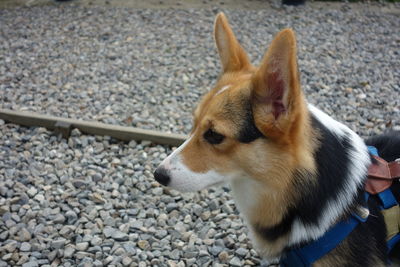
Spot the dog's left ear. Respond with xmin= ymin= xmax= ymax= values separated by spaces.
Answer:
xmin=252 ymin=29 xmax=304 ymax=138
xmin=214 ymin=12 xmax=250 ymax=73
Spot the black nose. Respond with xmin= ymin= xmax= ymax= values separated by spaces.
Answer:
xmin=154 ymin=167 xmax=171 ymax=186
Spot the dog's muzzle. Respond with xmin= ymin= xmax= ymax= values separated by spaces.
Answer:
xmin=153 ymin=167 xmax=171 ymax=186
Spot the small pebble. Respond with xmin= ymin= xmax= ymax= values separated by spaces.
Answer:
xmin=76 ymin=242 xmax=89 ymax=251
xmin=20 ymin=242 xmax=31 ymax=252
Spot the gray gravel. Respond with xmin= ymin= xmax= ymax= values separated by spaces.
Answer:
xmin=0 ymin=123 xmax=259 ymax=266
xmin=0 ymin=2 xmax=399 ymax=266
xmin=0 ymin=2 xmax=399 ymax=138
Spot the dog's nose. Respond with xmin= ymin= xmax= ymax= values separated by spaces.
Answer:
xmin=154 ymin=167 xmax=171 ymax=186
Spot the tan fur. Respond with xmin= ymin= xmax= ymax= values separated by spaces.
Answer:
xmin=214 ymin=13 xmax=251 ymax=73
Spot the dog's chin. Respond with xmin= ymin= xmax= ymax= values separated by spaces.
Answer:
xmin=168 ymin=178 xmax=226 ymax=193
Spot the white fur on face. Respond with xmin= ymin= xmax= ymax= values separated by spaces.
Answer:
xmin=158 ymin=136 xmax=231 ymax=192
xmin=215 ymin=85 xmax=231 ymax=95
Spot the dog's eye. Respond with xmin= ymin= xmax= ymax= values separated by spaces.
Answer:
xmin=204 ymin=129 xmax=225 ymax=145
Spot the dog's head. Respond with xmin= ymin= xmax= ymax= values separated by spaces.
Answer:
xmin=154 ymin=13 xmax=311 ymax=193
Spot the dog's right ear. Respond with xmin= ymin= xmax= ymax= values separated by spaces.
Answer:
xmin=214 ymin=13 xmax=250 ymax=73
xmin=251 ymin=29 xmax=304 ymax=140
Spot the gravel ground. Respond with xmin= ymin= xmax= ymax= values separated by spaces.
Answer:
xmin=0 ymin=122 xmax=259 ymax=267
xmin=0 ymin=2 xmax=400 ymax=267
xmin=0 ymin=2 xmax=399 ymax=137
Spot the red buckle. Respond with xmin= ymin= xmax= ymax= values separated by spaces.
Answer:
xmin=365 ymin=156 xmax=400 ymax=195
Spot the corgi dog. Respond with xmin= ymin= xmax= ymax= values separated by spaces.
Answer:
xmin=154 ymin=13 xmax=400 ymax=266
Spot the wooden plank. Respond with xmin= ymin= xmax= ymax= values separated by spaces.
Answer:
xmin=0 ymin=109 xmax=187 ymax=146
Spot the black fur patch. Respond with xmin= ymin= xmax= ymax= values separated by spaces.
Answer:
xmin=222 ymin=96 xmax=264 ymax=143
xmin=237 ymin=100 xmax=264 ymax=143
xmin=294 ymin=115 xmax=354 ymax=225
xmin=256 ymin=114 xmax=360 ymax=242
xmin=365 ymin=131 xmax=400 ymax=162
xmin=255 ymin=208 xmax=295 ymax=241
xmin=342 ymin=197 xmax=387 ymax=266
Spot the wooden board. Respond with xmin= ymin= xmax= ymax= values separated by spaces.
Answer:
xmin=0 ymin=109 xmax=187 ymax=146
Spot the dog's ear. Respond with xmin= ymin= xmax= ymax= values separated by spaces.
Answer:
xmin=214 ymin=13 xmax=250 ymax=73
xmin=252 ymin=29 xmax=304 ymax=138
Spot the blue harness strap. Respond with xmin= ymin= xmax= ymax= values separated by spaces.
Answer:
xmin=281 ymin=146 xmax=400 ymax=266
xmin=368 ymin=146 xmax=379 ymax=157
xmin=281 ymin=215 xmax=366 ymax=267
xmin=377 ymin=189 xmax=397 ymax=209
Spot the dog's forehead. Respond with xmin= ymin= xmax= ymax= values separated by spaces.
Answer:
xmin=196 ymin=73 xmax=253 ymax=115
xmin=217 ymin=72 xmax=253 ymax=89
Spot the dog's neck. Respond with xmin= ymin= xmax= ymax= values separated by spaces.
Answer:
xmin=231 ymin=104 xmax=371 ymax=261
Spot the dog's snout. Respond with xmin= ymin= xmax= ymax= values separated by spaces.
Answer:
xmin=154 ymin=167 xmax=171 ymax=186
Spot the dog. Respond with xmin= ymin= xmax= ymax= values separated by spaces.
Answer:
xmin=154 ymin=12 xmax=400 ymax=266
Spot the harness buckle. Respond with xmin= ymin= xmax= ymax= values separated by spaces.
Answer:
xmin=353 ymin=206 xmax=369 ymax=222
xmin=356 ymin=206 xmax=369 ymax=220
